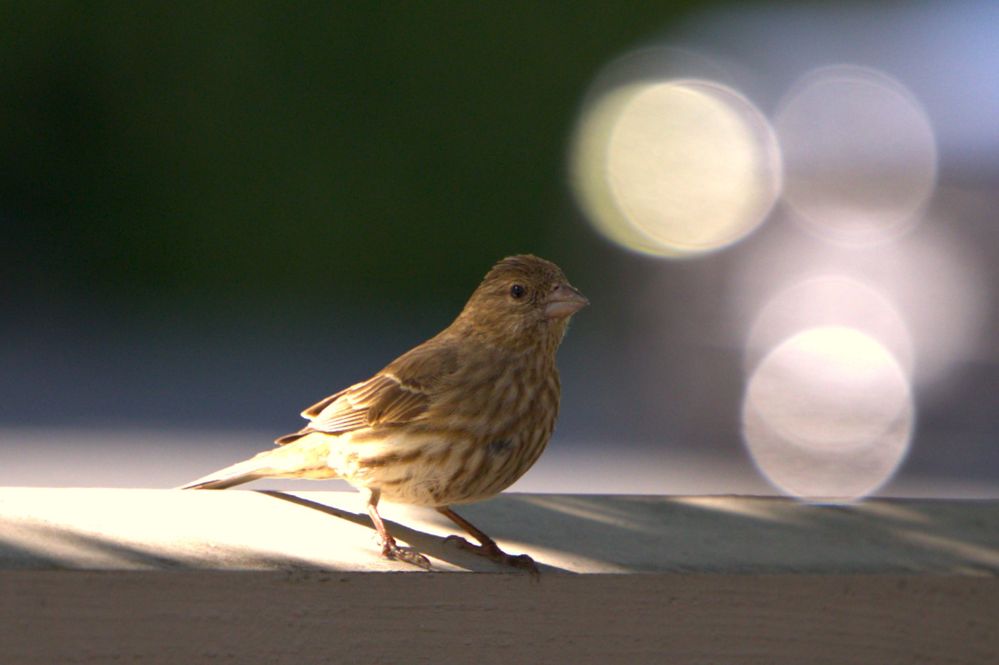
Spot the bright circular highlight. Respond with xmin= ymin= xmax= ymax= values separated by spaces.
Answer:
xmin=745 ymin=275 xmax=914 ymax=379
xmin=776 ymin=65 xmax=937 ymax=245
xmin=572 ymin=79 xmax=781 ymax=257
xmin=742 ymin=326 xmax=914 ymax=501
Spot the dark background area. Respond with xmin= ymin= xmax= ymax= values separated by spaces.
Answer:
xmin=1 ymin=3 xmax=677 ymax=310
xmin=2 ymin=2 xmax=996 ymax=498
xmin=2 ymin=2 xmax=686 ymax=433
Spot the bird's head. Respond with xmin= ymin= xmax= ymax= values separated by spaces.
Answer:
xmin=454 ymin=254 xmax=589 ymax=354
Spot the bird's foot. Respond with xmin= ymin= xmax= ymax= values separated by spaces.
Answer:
xmin=381 ymin=539 xmax=432 ymax=570
xmin=444 ymin=535 xmax=539 ymax=576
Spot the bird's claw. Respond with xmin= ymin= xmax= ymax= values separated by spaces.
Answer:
xmin=444 ymin=535 xmax=539 ymax=576
xmin=382 ymin=541 xmax=432 ymax=570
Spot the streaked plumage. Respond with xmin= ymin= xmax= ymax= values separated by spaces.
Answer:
xmin=182 ymin=254 xmax=587 ymax=571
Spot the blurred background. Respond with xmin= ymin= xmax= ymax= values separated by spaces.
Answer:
xmin=2 ymin=2 xmax=996 ymax=499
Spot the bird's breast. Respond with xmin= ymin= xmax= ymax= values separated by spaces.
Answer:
xmin=333 ymin=360 xmax=560 ymax=506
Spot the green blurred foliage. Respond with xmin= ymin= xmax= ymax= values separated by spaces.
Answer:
xmin=0 ymin=2 xmax=700 ymax=309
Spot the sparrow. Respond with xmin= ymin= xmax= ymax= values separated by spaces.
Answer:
xmin=182 ymin=254 xmax=588 ymax=571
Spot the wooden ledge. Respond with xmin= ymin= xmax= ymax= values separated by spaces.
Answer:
xmin=0 ymin=488 xmax=996 ymax=573
xmin=2 ymin=489 xmax=997 ymax=664
xmin=0 ymin=488 xmax=999 ymax=575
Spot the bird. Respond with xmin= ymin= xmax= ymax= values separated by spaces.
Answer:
xmin=181 ymin=254 xmax=588 ymax=572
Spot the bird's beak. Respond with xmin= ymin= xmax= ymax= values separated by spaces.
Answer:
xmin=544 ymin=283 xmax=589 ymax=319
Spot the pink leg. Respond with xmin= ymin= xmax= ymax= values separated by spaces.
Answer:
xmin=363 ymin=489 xmax=430 ymax=569
xmin=437 ymin=506 xmax=538 ymax=575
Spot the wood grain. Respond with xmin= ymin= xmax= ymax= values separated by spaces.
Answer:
xmin=2 ymin=571 xmax=996 ymax=665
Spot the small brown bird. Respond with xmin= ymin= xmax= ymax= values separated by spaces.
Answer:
xmin=182 ymin=255 xmax=588 ymax=571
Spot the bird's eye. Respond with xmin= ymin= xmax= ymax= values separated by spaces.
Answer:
xmin=510 ymin=283 xmax=526 ymax=299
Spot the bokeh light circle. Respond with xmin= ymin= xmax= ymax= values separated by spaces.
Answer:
xmin=776 ymin=65 xmax=937 ymax=245
xmin=572 ymin=76 xmax=781 ymax=257
xmin=729 ymin=219 xmax=988 ymax=388
xmin=742 ymin=326 xmax=914 ymax=501
xmin=745 ymin=275 xmax=914 ymax=379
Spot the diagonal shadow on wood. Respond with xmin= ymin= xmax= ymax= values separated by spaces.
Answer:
xmin=0 ymin=521 xmax=321 ymax=571
xmin=256 ymin=490 xmax=572 ymax=574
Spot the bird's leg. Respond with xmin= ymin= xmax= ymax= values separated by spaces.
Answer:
xmin=363 ymin=488 xmax=430 ymax=570
xmin=437 ymin=506 xmax=538 ymax=575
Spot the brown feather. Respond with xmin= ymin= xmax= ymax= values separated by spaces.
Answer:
xmin=185 ymin=255 xmax=587 ymax=572
xmin=203 ymin=255 xmax=586 ymax=508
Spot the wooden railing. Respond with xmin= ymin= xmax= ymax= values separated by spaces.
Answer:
xmin=2 ymin=488 xmax=996 ymax=663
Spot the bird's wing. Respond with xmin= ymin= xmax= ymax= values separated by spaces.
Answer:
xmin=296 ymin=340 xmax=459 ymax=436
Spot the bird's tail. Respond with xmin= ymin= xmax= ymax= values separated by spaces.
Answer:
xmin=177 ymin=433 xmax=339 ymax=490
xmin=178 ymin=452 xmax=274 ymax=489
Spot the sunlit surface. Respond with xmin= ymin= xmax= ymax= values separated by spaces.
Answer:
xmin=572 ymin=74 xmax=781 ymax=257
xmin=743 ymin=327 xmax=914 ymax=501
xmin=776 ymin=65 xmax=937 ymax=245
